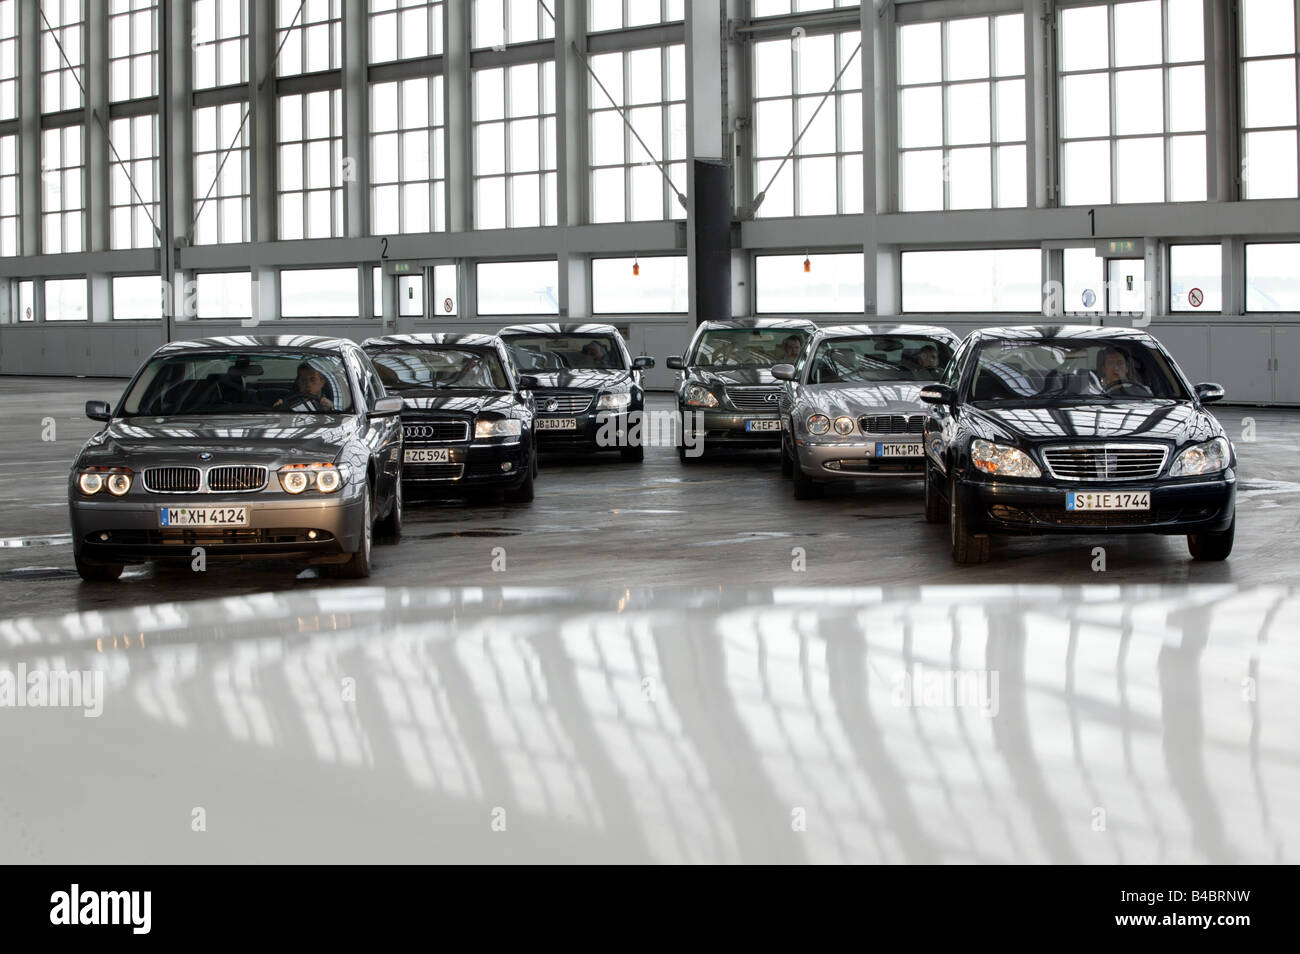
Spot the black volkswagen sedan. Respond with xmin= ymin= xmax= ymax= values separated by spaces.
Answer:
xmin=666 ymin=318 xmax=817 ymax=462
xmin=921 ymin=326 xmax=1236 ymax=564
xmin=362 ymin=333 xmax=537 ymax=502
xmin=69 ymin=335 xmax=404 ymax=582
xmin=498 ymin=323 xmax=654 ymax=462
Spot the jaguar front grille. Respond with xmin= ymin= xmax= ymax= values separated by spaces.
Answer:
xmin=859 ymin=414 xmax=926 ymax=434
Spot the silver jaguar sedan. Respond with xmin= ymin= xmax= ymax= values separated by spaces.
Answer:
xmin=68 ymin=335 xmax=404 ymax=582
xmin=773 ymin=323 xmax=960 ymax=499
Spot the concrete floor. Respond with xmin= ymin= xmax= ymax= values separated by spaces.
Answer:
xmin=2 ymin=376 xmax=1298 ymax=863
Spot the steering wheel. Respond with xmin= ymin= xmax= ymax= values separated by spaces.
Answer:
xmin=1103 ymin=379 xmax=1153 ymax=397
xmin=281 ymin=394 xmax=326 ymax=412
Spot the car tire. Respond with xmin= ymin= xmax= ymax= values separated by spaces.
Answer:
xmin=326 ymin=486 xmax=372 ymax=579
xmin=621 ymin=442 xmax=645 ymax=462
xmin=923 ymin=461 xmax=946 ymax=524
xmin=779 ymin=437 xmax=794 ymax=477
xmin=792 ymin=463 xmax=823 ymax=500
xmin=375 ymin=476 xmax=402 ymax=544
xmin=74 ymin=553 xmax=124 ymax=583
xmin=504 ymin=459 xmax=536 ymax=503
xmin=1188 ymin=515 xmax=1234 ymax=561
xmin=949 ymin=473 xmax=989 ymax=564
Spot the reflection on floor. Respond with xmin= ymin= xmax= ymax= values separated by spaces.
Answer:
xmin=1 ymin=584 xmax=1294 ymax=863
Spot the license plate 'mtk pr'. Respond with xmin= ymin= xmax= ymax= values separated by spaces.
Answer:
xmin=160 ymin=507 xmax=249 ymax=527
xmin=1066 ymin=491 xmax=1150 ymax=511
xmin=876 ymin=442 xmax=923 ymax=457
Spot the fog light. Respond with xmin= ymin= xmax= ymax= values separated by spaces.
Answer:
xmin=826 ymin=461 xmax=841 ymax=470
xmin=99 ymin=532 xmax=110 ymax=541
xmin=307 ymin=530 xmax=318 ymax=540
xmin=501 ymin=461 xmax=513 ymax=472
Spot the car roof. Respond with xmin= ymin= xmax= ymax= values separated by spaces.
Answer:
xmin=697 ymin=318 xmax=818 ymax=331
xmin=812 ymin=322 xmax=959 ymax=341
xmin=497 ymin=322 xmax=623 ymax=337
xmin=154 ymin=334 xmax=354 ymax=355
xmin=968 ymin=324 xmax=1160 ymax=343
xmin=362 ymin=333 xmax=504 ymax=349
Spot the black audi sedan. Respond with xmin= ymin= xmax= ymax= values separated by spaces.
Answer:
xmin=362 ymin=333 xmax=538 ymax=502
xmin=69 ymin=335 xmax=404 ymax=582
xmin=498 ymin=323 xmax=654 ymax=462
xmin=920 ymin=326 xmax=1236 ymax=564
xmin=666 ymin=318 xmax=817 ymax=462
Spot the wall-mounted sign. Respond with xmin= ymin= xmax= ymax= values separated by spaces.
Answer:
xmin=1188 ymin=287 xmax=1204 ymax=308
xmin=1095 ymin=239 xmax=1140 ymax=256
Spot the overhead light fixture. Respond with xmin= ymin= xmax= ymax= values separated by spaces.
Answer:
xmin=632 ymin=255 xmax=640 ymax=277
xmin=803 ymin=252 xmax=811 ymax=273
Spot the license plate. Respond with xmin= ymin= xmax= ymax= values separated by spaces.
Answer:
xmin=745 ymin=419 xmax=781 ymax=432
xmin=876 ymin=442 xmax=923 ymax=457
xmin=537 ymin=417 xmax=577 ymax=431
xmin=159 ymin=507 xmax=248 ymax=527
xmin=405 ymin=447 xmax=450 ymax=464
xmin=1066 ymin=491 xmax=1151 ymax=511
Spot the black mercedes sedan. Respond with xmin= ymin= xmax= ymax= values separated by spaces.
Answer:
xmin=69 ymin=335 xmax=404 ymax=582
xmin=666 ymin=318 xmax=817 ymax=462
xmin=362 ymin=333 xmax=537 ymax=502
xmin=920 ymin=326 xmax=1236 ymax=564
xmin=498 ymin=323 xmax=654 ymax=462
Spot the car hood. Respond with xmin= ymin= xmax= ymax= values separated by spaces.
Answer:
xmin=77 ymin=414 xmax=355 ymax=467
xmin=690 ymin=367 xmax=782 ymax=388
xmin=967 ymin=400 xmax=1223 ymax=446
xmin=798 ymin=382 xmax=929 ymax=417
xmin=528 ymin=369 xmax=635 ymax=390
xmin=397 ymin=390 xmax=521 ymax=415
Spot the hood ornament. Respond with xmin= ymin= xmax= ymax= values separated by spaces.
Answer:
xmin=199 ymin=452 xmax=213 ymax=461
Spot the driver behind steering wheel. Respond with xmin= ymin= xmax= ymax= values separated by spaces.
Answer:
xmin=274 ymin=361 xmax=334 ymax=411
xmin=1099 ymin=347 xmax=1135 ymax=392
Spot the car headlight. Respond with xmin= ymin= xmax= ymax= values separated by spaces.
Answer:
xmin=971 ymin=438 xmax=1042 ymax=478
xmin=77 ymin=467 xmax=132 ymax=496
xmin=475 ymin=418 xmax=523 ymax=439
xmin=1169 ymin=437 xmax=1230 ymax=477
xmin=807 ymin=413 xmax=830 ymax=435
xmin=596 ymin=392 xmax=631 ymax=410
xmin=278 ymin=463 xmax=343 ymax=494
xmin=684 ymin=385 xmax=718 ymax=408
xmin=833 ymin=416 xmax=855 ymax=436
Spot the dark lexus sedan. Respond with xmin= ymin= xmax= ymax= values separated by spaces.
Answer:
xmin=363 ymin=333 xmax=537 ymax=502
xmin=69 ymin=335 xmax=404 ymax=582
xmin=921 ymin=326 xmax=1236 ymax=564
xmin=498 ymin=323 xmax=654 ymax=462
xmin=666 ymin=318 xmax=817 ymax=462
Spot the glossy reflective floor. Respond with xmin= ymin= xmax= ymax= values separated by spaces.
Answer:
xmin=2 ymin=377 xmax=1298 ymax=863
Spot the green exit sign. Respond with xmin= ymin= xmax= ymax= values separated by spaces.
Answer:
xmin=1096 ymin=239 xmax=1140 ymax=256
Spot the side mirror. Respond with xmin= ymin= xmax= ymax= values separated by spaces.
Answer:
xmin=86 ymin=400 xmax=112 ymax=422
xmin=517 ymin=374 xmax=539 ymax=390
xmin=1194 ymin=382 xmax=1224 ymax=404
xmin=919 ymin=384 xmax=955 ymax=406
xmin=632 ymin=356 xmax=655 ymax=370
xmin=771 ymin=363 xmax=796 ymax=382
xmin=665 ymin=356 xmax=684 ymax=370
xmin=370 ymin=395 xmax=404 ymax=417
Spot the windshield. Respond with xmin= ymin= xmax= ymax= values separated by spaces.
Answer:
xmin=369 ymin=347 xmax=509 ymax=390
xmin=504 ymin=334 xmax=624 ymax=371
xmin=692 ymin=329 xmax=810 ymax=368
xmin=806 ymin=335 xmax=952 ymax=384
xmin=121 ymin=351 xmax=354 ymax=416
xmin=968 ymin=340 xmax=1189 ymax=403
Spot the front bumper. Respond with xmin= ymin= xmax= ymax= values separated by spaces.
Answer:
xmin=534 ymin=408 xmax=634 ymax=453
xmin=795 ymin=438 xmax=926 ymax=479
xmin=953 ymin=470 xmax=1237 ymax=536
xmin=69 ymin=490 xmax=365 ymax=564
xmin=402 ymin=439 xmax=531 ymax=491
xmin=683 ymin=407 xmax=783 ymax=447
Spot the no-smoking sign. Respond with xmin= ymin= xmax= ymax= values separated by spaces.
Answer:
xmin=1188 ymin=287 xmax=1204 ymax=307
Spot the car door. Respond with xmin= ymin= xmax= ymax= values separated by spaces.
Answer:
xmin=350 ymin=348 xmax=402 ymax=503
xmin=925 ymin=336 xmax=974 ymax=475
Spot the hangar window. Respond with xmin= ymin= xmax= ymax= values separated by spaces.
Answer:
xmin=45 ymin=277 xmax=88 ymax=321
xmin=0 ymin=133 xmax=16 ymax=256
xmin=369 ymin=0 xmax=443 ymax=63
xmin=752 ymin=26 xmax=863 ymax=217
xmin=1169 ymin=244 xmax=1222 ymax=311
xmin=193 ymin=102 xmax=251 ymax=245
xmin=896 ymin=13 xmax=1027 ymax=211
xmin=40 ymin=0 xmax=84 ymax=113
xmin=13 ymin=278 xmax=34 ymax=321
xmin=281 ymin=267 xmax=359 ymax=318
xmin=109 ymin=115 xmax=160 ymax=249
xmin=476 ymin=260 xmax=559 ymax=315
xmin=588 ymin=44 xmax=686 ymax=223
xmin=276 ymin=0 xmax=342 ymax=77
xmin=0 ymin=0 xmax=17 ymax=120
xmin=193 ymin=0 xmax=248 ymax=89
xmin=755 ymin=252 xmax=864 ymax=313
xmin=41 ymin=125 xmax=84 ymax=254
xmin=901 ymin=248 xmax=1041 ymax=312
xmin=592 ymin=256 xmax=688 ymax=313
xmin=195 ymin=271 xmax=252 ymax=320
xmin=473 ymin=0 xmax=554 ymax=48
xmin=278 ymin=89 xmax=344 ymax=240
xmin=1063 ymin=247 xmax=1104 ymax=317
xmin=1240 ymin=0 xmax=1299 ymax=198
xmin=472 ymin=61 xmax=557 ymax=229
xmin=108 ymin=0 xmax=158 ymax=102
xmin=370 ymin=77 xmax=446 ymax=234
xmin=588 ymin=0 xmax=684 ymax=32
xmin=1245 ymin=243 xmax=1300 ymax=311
xmin=112 ymin=275 xmax=162 ymax=321
xmin=1058 ymin=0 xmax=1207 ymax=206
xmin=372 ymin=266 xmax=426 ymax=318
